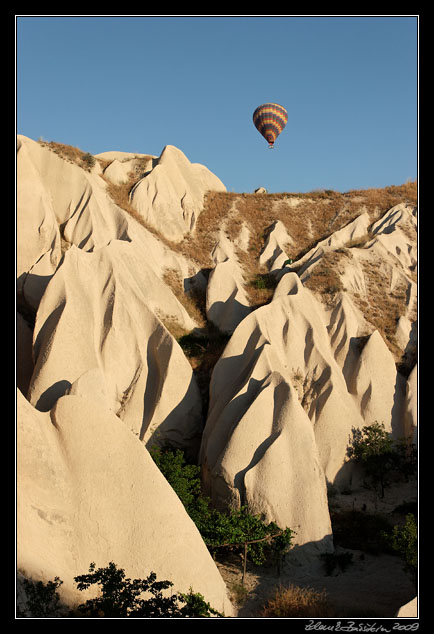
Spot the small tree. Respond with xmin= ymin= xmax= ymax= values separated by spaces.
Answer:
xmin=348 ymin=422 xmax=416 ymax=498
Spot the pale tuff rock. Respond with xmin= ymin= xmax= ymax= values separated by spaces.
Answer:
xmin=259 ymin=219 xmax=293 ymax=274
xmin=404 ymin=364 xmax=417 ymax=445
xmin=17 ymin=136 xmax=214 ymax=332
xmin=95 ymin=149 xmax=155 ymax=162
xmin=100 ymin=154 xmax=155 ymax=185
xmin=17 ymin=313 xmax=34 ymax=397
xmin=396 ymin=597 xmax=417 ymax=618
xmin=327 ymin=294 xmax=368 ymax=382
xmin=297 ymin=204 xmax=417 ymax=358
xmin=200 ymin=267 xmax=411 ymax=548
xmin=206 ymin=228 xmax=251 ymax=334
xmin=346 ymin=330 xmax=401 ymax=433
xmin=17 ymin=137 xmax=203 ymax=315
xmin=129 ymin=144 xmax=226 ymax=241
xmin=17 ymin=390 xmax=234 ymax=616
xmin=17 ymin=136 xmax=130 ymax=254
xmin=296 ymin=211 xmax=371 ymax=277
xmin=17 ymin=135 xmax=130 ymax=310
xmin=200 ymin=274 xmax=361 ymax=551
xmin=200 ymin=196 xmax=416 ymax=554
xmin=206 ymin=260 xmax=251 ymax=334
xmin=27 ymin=242 xmax=202 ymax=454
xmin=17 ymin=137 xmax=62 ymax=304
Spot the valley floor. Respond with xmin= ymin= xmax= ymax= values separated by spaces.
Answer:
xmin=217 ymin=547 xmax=415 ymax=618
xmin=216 ymin=481 xmax=417 ymax=618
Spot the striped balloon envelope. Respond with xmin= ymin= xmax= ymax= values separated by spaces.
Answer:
xmin=253 ymin=103 xmax=288 ymax=148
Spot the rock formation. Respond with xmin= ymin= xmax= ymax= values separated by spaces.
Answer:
xmin=17 ymin=134 xmax=417 ymax=616
xmin=206 ymin=226 xmax=251 ymax=334
xmin=17 ymin=389 xmax=233 ymax=615
xmin=16 ymin=135 xmax=233 ymax=614
xmin=129 ymin=144 xmax=226 ymax=241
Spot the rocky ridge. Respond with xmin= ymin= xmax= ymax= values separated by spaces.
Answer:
xmin=16 ymin=135 xmax=417 ymax=617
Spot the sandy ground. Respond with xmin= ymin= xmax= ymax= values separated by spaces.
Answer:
xmin=217 ymin=547 xmax=415 ymax=618
xmin=216 ymin=481 xmax=417 ymax=619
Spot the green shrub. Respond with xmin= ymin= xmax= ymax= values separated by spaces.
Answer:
xmin=149 ymin=446 xmax=210 ymax=528
xmin=74 ymin=562 xmax=223 ymax=617
xmin=150 ymin=446 xmax=293 ymax=569
xmin=348 ymin=422 xmax=417 ymax=498
xmin=382 ymin=514 xmax=417 ymax=586
xmin=81 ymin=152 xmax=96 ymax=170
xmin=202 ymin=505 xmax=293 ymax=567
xmin=18 ymin=563 xmax=223 ymax=618
xmin=18 ymin=575 xmax=63 ymax=617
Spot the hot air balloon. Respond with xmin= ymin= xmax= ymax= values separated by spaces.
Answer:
xmin=253 ymin=103 xmax=288 ymax=148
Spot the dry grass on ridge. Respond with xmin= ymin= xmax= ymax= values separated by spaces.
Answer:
xmin=37 ymin=140 xmax=96 ymax=171
xmin=37 ymin=138 xmax=416 ymax=282
xmin=192 ymin=182 xmax=417 ymax=268
xmin=106 ymin=181 xmax=416 ymax=369
xmin=39 ymin=138 xmax=417 ymax=368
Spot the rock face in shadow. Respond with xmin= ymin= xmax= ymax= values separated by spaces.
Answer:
xmin=17 ymin=390 xmax=234 ymax=616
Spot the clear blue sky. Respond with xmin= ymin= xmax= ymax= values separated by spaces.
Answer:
xmin=16 ymin=15 xmax=418 ymax=193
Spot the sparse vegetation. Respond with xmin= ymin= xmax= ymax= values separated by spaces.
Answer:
xmin=246 ymin=271 xmax=278 ymax=307
xmin=37 ymin=140 xmax=96 ymax=171
xmin=260 ymin=584 xmax=336 ymax=618
xmin=162 ymin=267 xmax=206 ymax=329
xmin=227 ymin=581 xmax=249 ymax=607
xmin=190 ymin=184 xmax=416 ymax=322
xmin=303 ymin=251 xmax=345 ymax=304
xmin=81 ymin=152 xmax=96 ymax=170
xmin=98 ymin=162 xmax=416 ymax=372
xmin=354 ymin=259 xmax=412 ymax=362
